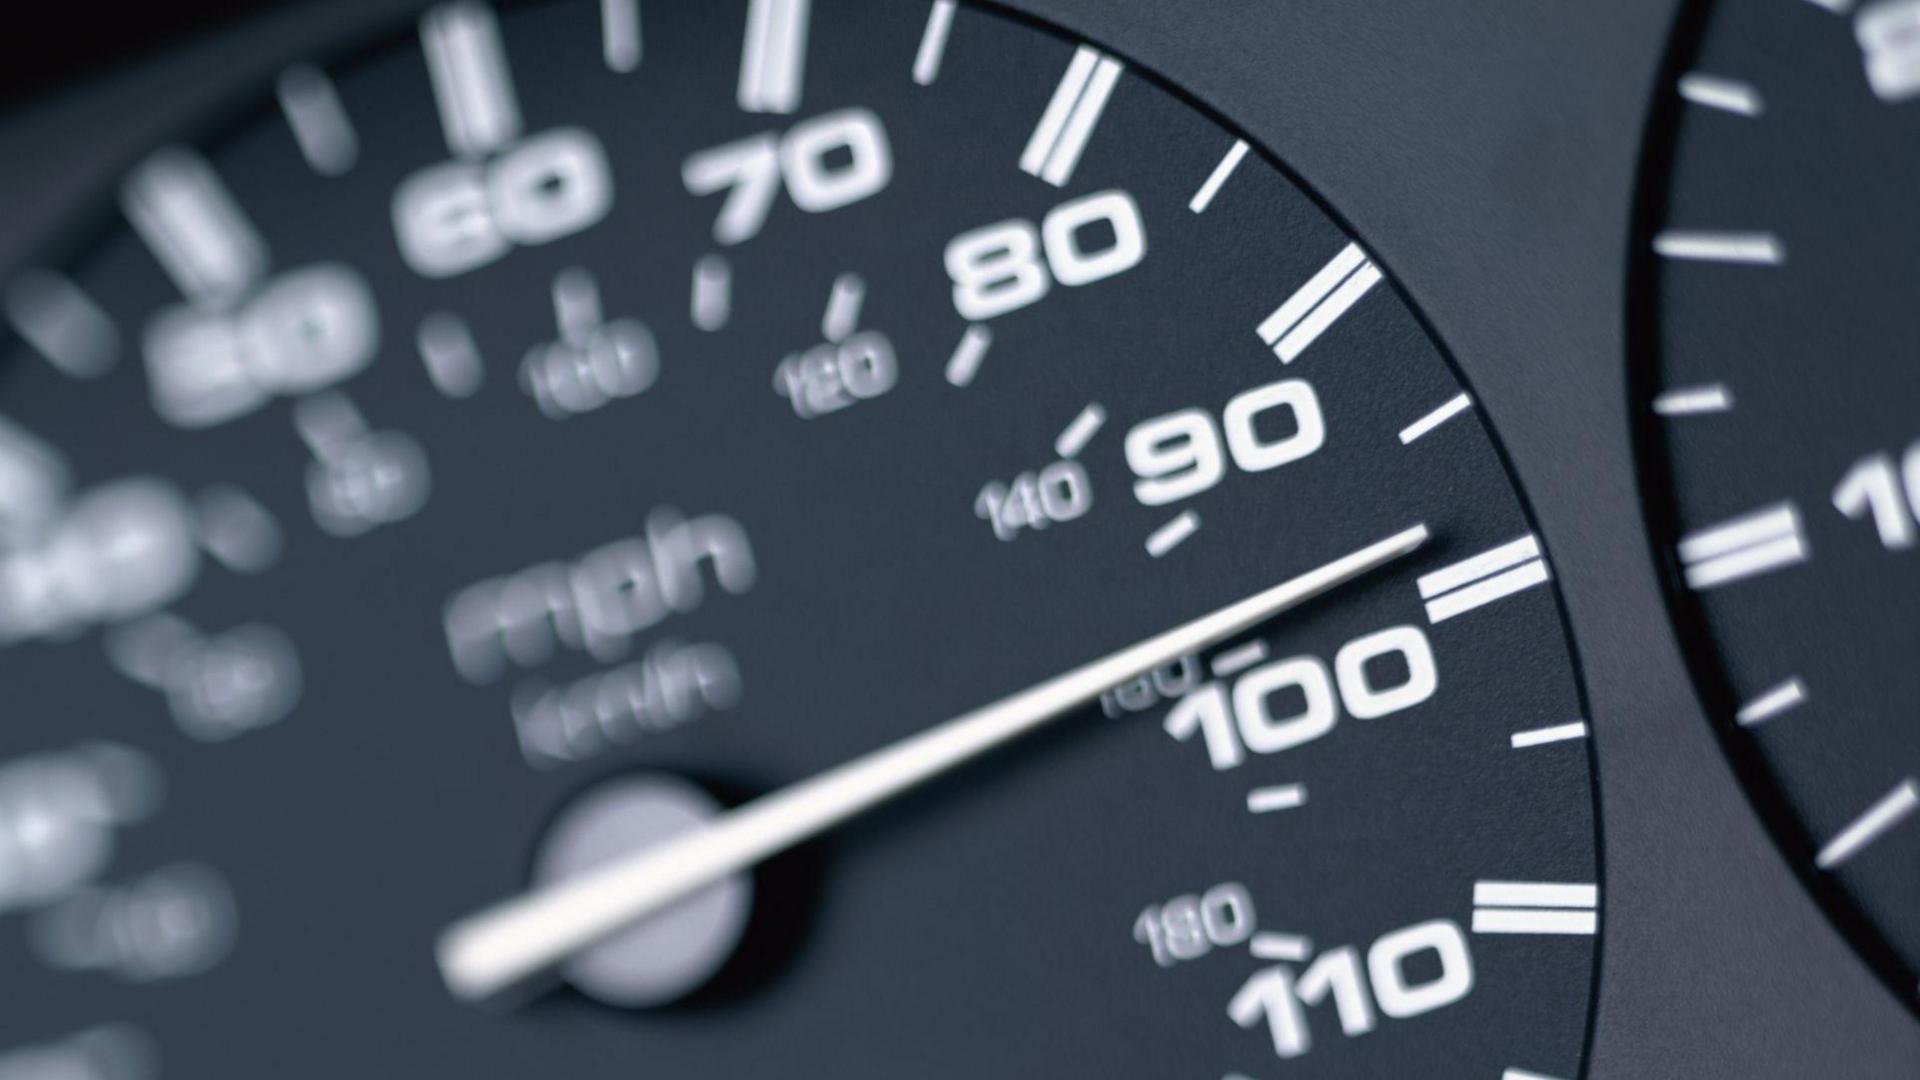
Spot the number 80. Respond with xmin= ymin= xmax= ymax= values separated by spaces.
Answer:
xmin=944 ymin=190 xmax=1147 ymax=321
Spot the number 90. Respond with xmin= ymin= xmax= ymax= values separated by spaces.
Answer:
xmin=1125 ymin=378 xmax=1326 ymax=507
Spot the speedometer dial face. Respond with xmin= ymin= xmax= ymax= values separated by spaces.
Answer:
xmin=0 ymin=2 xmax=1600 ymax=1075
xmin=1639 ymin=0 xmax=1920 ymax=1010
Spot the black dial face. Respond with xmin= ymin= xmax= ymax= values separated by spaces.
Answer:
xmin=1639 ymin=0 xmax=1920 ymax=1012
xmin=0 ymin=2 xmax=1601 ymax=1075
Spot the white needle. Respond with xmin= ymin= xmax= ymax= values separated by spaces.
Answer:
xmin=435 ymin=523 xmax=1430 ymax=1003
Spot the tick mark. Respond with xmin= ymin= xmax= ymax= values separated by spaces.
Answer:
xmin=739 ymin=0 xmax=810 ymax=114
xmin=1653 ymin=384 xmax=1733 ymax=416
xmin=1054 ymin=403 xmax=1106 ymax=459
xmin=1471 ymin=880 xmax=1598 ymax=936
xmin=1246 ymin=784 xmax=1306 ymax=814
xmin=4 ymin=270 xmax=119 ymax=378
xmin=692 ymin=255 xmax=732 ymax=332
xmin=913 ymin=1 xmax=956 ymax=86
xmin=417 ymin=312 xmax=485 ymax=398
xmin=1678 ymin=72 xmax=1764 ymax=117
xmin=1654 ymin=230 xmax=1785 ymax=266
xmin=551 ymin=268 xmax=605 ymax=346
xmin=1816 ymin=779 xmax=1918 ymax=869
xmin=945 ymin=324 xmax=991 ymax=387
xmin=1418 ymin=535 xmax=1550 ymax=624
xmin=1021 ymin=45 xmax=1123 ymax=186
xmin=422 ymin=2 xmax=523 ymax=158
xmin=821 ymin=273 xmax=865 ymax=343
xmin=1145 ymin=510 xmax=1199 ymax=558
xmin=1399 ymin=392 xmax=1472 ymax=444
xmin=1209 ymin=640 xmax=1268 ymax=678
xmin=602 ymin=0 xmax=643 ymax=72
xmin=1679 ymin=502 xmax=1807 ymax=590
xmin=1510 ymin=720 xmax=1589 ymax=749
xmin=1188 ymin=139 xmax=1249 ymax=214
xmin=1736 ymin=677 xmax=1807 ymax=727
xmin=1257 ymin=241 xmax=1382 ymax=363
xmin=1248 ymin=931 xmax=1312 ymax=962
xmin=194 ymin=486 xmax=283 ymax=575
xmin=122 ymin=147 xmax=268 ymax=307
xmin=277 ymin=65 xmax=359 ymax=175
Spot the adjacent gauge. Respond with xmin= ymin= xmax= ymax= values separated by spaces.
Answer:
xmin=1637 ymin=0 xmax=1920 ymax=1012
xmin=0 ymin=1 xmax=1601 ymax=1075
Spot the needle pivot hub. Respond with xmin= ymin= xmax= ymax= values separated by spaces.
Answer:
xmin=531 ymin=775 xmax=751 ymax=1008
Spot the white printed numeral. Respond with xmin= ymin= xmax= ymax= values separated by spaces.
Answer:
xmin=144 ymin=265 xmax=379 ymax=429
xmin=125 ymin=147 xmax=380 ymax=428
xmin=1833 ymin=442 xmax=1920 ymax=550
xmin=0 ymin=480 xmax=200 ymax=646
xmin=1231 ymin=919 xmax=1473 ymax=1060
xmin=946 ymin=190 xmax=1146 ymax=321
xmin=396 ymin=4 xmax=612 ymax=279
xmin=1857 ymin=1 xmax=1920 ymax=102
xmin=1165 ymin=626 xmax=1437 ymax=770
xmin=295 ymin=395 xmax=430 ymax=538
xmin=1125 ymin=378 xmax=1323 ymax=507
xmin=684 ymin=108 xmax=892 ymax=246
xmin=777 ymin=333 xmax=897 ymax=419
xmin=976 ymin=462 xmax=1092 ymax=541
xmin=1134 ymin=882 xmax=1255 ymax=968
xmin=520 ymin=269 xmax=659 ymax=420
xmin=394 ymin=129 xmax=613 ymax=278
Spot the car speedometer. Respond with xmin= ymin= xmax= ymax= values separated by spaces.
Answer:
xmin=4 ymin=2 xmax=1612 ymax=1076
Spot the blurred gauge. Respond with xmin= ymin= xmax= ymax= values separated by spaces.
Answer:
xmin=1638 ymin=0 xmax=1920 ymax=1014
